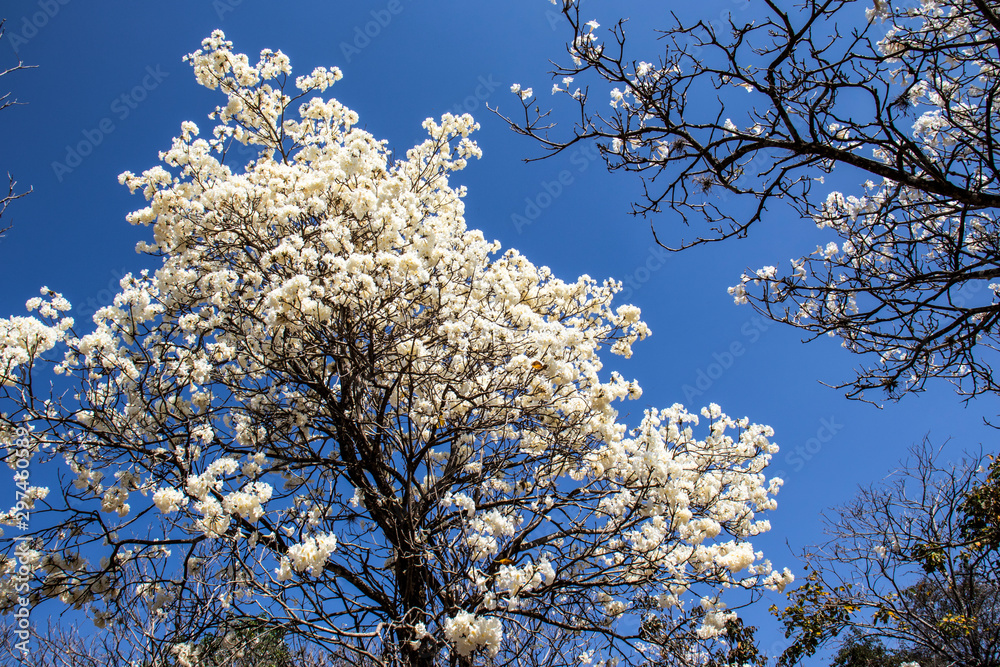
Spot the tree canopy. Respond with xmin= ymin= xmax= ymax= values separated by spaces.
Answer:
xmin=507 ymin=0 xmax=1000 ymax=402
xmin=0 ymin=32 xmax=790 ymax=667
xmin=773 ymin=444 xmax=1000 ymax=667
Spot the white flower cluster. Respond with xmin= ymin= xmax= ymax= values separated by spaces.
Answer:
xmin=510 ymin=83 xmax=533 ymax=100
xmin=443 ymin=610 xmax=503 ymax=657
xmin=475 ymin=558 xmax=558 ymax=611
xmin=0 ymin=289 xmax=73 ymax=386
xmin=696 ymin=598 xmax=736 ymax=640
xmin=442 ymin=491 xmax=476 ymax=516
xmin=153 ymin=487 xmax=188 ymax=514
xmin=275 ymin=533 xmax=338 ymax=580
xmin=222 ymin=482 xmax=273 ymax=522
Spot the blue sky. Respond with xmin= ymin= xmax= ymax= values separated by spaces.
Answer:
xmin=1 ymin=0 xmax=994 ymax=658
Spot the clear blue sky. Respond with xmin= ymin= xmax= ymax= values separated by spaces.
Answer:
xmin=1 ymin=0 xmax=992 ymax=659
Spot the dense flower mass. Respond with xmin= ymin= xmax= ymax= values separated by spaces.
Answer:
xmin=0 ymin=31 xmax=786 ymax=666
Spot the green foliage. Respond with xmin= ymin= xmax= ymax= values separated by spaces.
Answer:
xmin=158 ymin=617 xmax=294 ymax=667
xmin=910 ymin=541 xmax=948 ymax=575
xmin=704 ymin=618 xmax=767 ymax=667
xmin=769 ymin=447 xmax=1000 ymax=667
xmin=960 ymin=455 xmax=1000 ymax=555
xmin=771 ymin=570 xmax=855 ymax=667
xmin=829 ymin=630 xmax=920 ymax=667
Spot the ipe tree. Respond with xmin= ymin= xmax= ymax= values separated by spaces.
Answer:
xmin=0 ymin=32 xmax=790 ymax=667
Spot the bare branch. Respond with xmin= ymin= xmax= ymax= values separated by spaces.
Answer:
xmin=774 ymin=442 xmax=1000 ymax=666
xmin=0 ymin=18 xmax=35 ymax=239
xmin=506 ymin=0 xmax=1000 ymax=402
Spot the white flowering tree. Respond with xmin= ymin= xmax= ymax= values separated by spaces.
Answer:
xmin=0 ymin=32 xmax=790 ymax=667
xmin=505 ymin=0 xmax=1000 ymax=402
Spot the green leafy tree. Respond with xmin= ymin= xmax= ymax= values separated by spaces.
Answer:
xmin=163 ymin=617 xmax=294 ymax=667
xmin=704 ymin=618 xmax=767 ymax=667
xmin=771 ymin=570 xmax=857 ymax=667
xmin=960 ymin=454 xmax=1000 ymax=555
xmin=828 ymin=630 xmax=923 ymax=667
xmin=772 ymin=443 xmax=1000 ymax=667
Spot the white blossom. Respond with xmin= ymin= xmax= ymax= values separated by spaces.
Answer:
xmin=0 ymin=32 xmax=785 ymax=664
